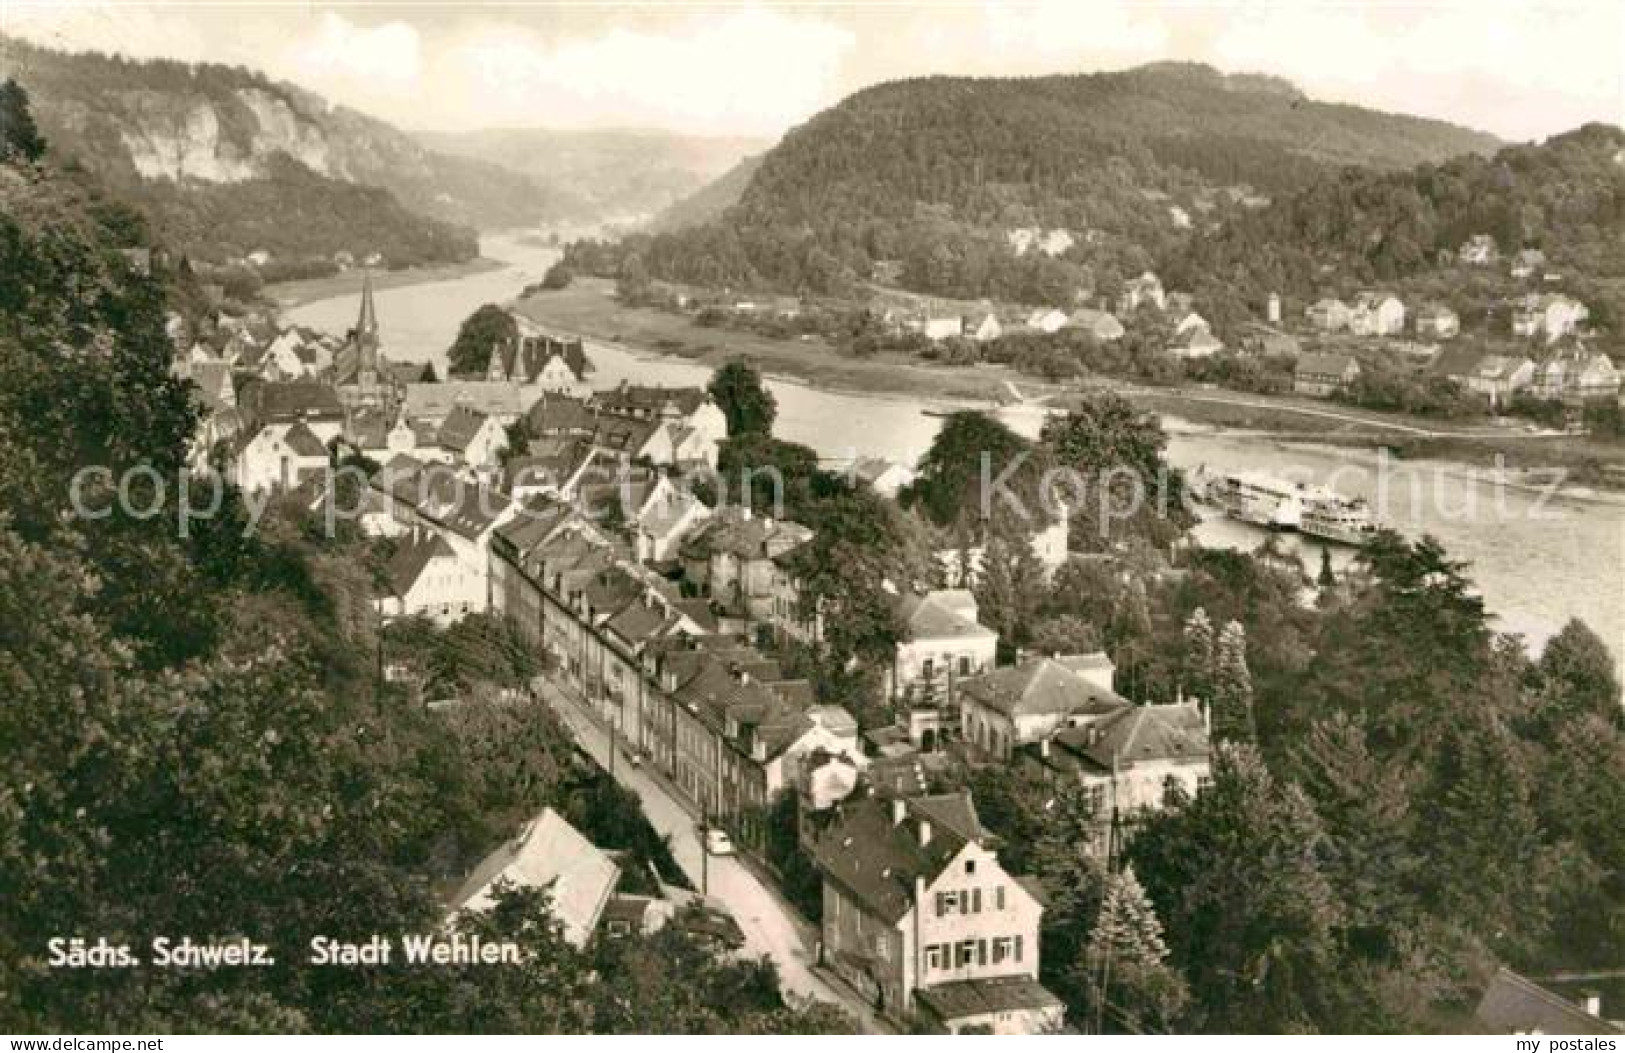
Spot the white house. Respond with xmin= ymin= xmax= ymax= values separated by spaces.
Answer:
xmin=848 ymin=456 xmax=917 ymax=499
xmin=435 ymin=407 xmax=509 ymax=474
xmin=1349 ymin=292 xmax=1405 ymax=336
xmin=1118 ymin=271 xmax=1167 ymax=314
xmin=1025 ymin=309 xmax=1069 ymax=334
xmin=922 ymin=317 xmax=963 ymax=341
xmin=235 ymin=422 xmax=329 ymax=494
xmin=964 ymin=311 xmax=1002 ymax=343
xmin=1512 ymin=294 xmax=1589 ymax=342
xmin=809 ymin=792 xmax=1062 ymax=1033
xmin=888 ymin=589 xmax=999 ymax=751
xmin=375 ymin=530 xmax=479 ymax=624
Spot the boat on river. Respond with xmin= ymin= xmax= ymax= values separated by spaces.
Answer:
xmin=1194 ymin=468 xmax=1376 ymax=545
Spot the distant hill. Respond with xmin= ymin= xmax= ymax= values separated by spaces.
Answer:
xmin=646 ymin=153 xmax=764 ymax=233
xmin=1170 ymin=122 xmax=1625 ymax=334
xmin=415 ymin=127 xmax=767 ymax=224
xmin=0 ymin=37 xmax=576 ymax=272
xmin=564 ymin=63 xmax=1500 ymax=302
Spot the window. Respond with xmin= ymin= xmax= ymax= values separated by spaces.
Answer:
xmin=970 ymin=888 xmax=982 ymax=913
xmin=1014 ymin=935 xmax=1024 ymax=963
xmin=977 ymin=939 xmax=987 ymax=966
xmin=957 ymin=940 xmax=977 ymax=968
xmin=965 ymin=859 xmax=977 ymax=876
xmin=958 ymin=655 xmax=971 ymax=675
xmin=992 ymin=937 xmax=1011 ymax=964
xmin=921 ymin=658 xmax=935 ymax=680
xmin=925 ymin=945 xmax=943 ymax=970
xmin=936 ymin=891 xmax=959 ymax=916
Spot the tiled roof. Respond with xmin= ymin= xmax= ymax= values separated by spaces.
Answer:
xmin=382 ymin=532 xmax=454 ymax=598
xmin=682 ymin=507 xmax=813 ymax=561
xmin=1059 ymin=703 xmax=1209 ymax=771
xmin=243 ymin=380 xmax=344 ymax=424
xmin=916 ymin=977 xmax=1064 ymax=1021
xmin=525 ymin=393 xmax=601 ymax=436
xmin=1296 ymin=352 xmax=1360 ymax=377
xmin=595 ymin=383 xmax=708 ymax=419
xmin=436 ymin=405 xmax=491 ymax=454
xmin=403 ymin=381 xmax=540 ymax=421
xmin=959 ymin=658 xmax=1125 ymax=719
xmin=809 ymin=794 xmax=976 ymax=924
xmin=449 ymin=808 xmax=619 ymax=949
xmin=1475 ymin=968 xmax=1620 ymax=1036
xmin=897 ymin=590 xmax=996 ymax=641
xmin=282 ymin=421 xmax=329 ymax=458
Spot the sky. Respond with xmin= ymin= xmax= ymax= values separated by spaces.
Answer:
xmin=1 ymin=1 xmax=1620 ymax=143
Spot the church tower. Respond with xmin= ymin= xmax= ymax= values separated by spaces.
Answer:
xmin=355 ymin=273 xmax=380 ymax=388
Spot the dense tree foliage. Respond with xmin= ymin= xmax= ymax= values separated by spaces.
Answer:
xmin=0 ymin=78 xmax=45 ymax=161
xmin=707 ymin=357 xmax=778 ymax=437
xmin=447 ymin=303 xmax=520 ymax=377
xmin=560 ymin=63 xmax=1493 ymax=300
xmin=0 ymin=101 xmax=847 ymax=1034
xmin=1174 ymin=124 xmax=1625 ymax=336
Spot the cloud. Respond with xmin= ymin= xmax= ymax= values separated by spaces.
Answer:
xmin=1 ymin=0 xmax=210 ymax=62
xmin=276 ymin=11 xmax=421 ymax=96
xmin=1207 ymin=0 xmax=1624 ymax=140
xmin=423 ymin=8 xmax=854 ymax=134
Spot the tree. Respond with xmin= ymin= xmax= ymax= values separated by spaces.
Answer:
xmin=708 ymin=358 xmax=778 ymax=438
xmin=539 ymin=260 xmax=573 ymax=290
xmin=1181 ymin=607 xmax=1215 ymax=702
xmin=447 ymin=303 xmax=518 ymax=377
xmin=1535 ymin=619 xmax=1621 ymax=730
xmin=1129 ymin=745 xmax=1344 ymax=1033
xmin=901 ymin=410 xmax=1046 ymax=536
xmin=1317 ymin=548 xmax=1336 ymax=588
xmin=0 ymin=78 xmax=45 ymax=162
xmin=1039 ymin=394 xmax=1188 ymax=552
xmin=1210 ymin=620 xmax=1257 ymax=744
xmin=1079 ymin=868 xmax=1188 ymax=1034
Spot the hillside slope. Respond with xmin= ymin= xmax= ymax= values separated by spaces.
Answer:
xmin=567 ymin=63 xmax=1500 ymax=301
xmin=645 ymin=153 xmax=764 ymax=232
xmin=0 ymin=37 xmax=570 ymax=270
xmin=416 ymin=127 xmax=766 ymax=223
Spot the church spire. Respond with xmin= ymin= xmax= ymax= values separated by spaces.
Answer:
xmin=356 ymin=272 xmax=379 ymax=341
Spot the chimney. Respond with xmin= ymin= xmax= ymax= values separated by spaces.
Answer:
xmin=917 ymin=819 xmax=932 ymax=847
xmin=891 ymin=797 xmax=906 ymax=826
xmin=1580 ymin=991 xmax=1602 ymax=1018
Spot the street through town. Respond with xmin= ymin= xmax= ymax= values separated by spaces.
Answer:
xmin=531 ymin=678 xmax=888 ymax=1033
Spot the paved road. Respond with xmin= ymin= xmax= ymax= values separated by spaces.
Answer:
xmin=533 ymin=678 xmax=884 ymax=1031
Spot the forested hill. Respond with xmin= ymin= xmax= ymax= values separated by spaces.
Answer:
xmin=565 ymin=63 xmax=1498 ymax=300
xmin=1168 ymin=122 xmax=1625 ymax=326
xmin=738 ymin=63 xmax=1498 ymax=221
xmin=0 ymin=37 xmax=570 ymax=273
xmin=645 ymin=153 xmax=765 ymax=232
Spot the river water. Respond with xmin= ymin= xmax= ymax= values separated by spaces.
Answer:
xmin=288 ymin=234 xmax=1624 ymax=671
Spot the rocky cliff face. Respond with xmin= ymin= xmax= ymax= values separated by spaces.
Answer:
xmin=115 ymin=87 xmax=334 ymax=183
xmin=2 ymin=37 xmax=573 ymax=239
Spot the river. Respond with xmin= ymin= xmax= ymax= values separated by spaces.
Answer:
xmin=288 ymin=233 xmax=1624 ymax=672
